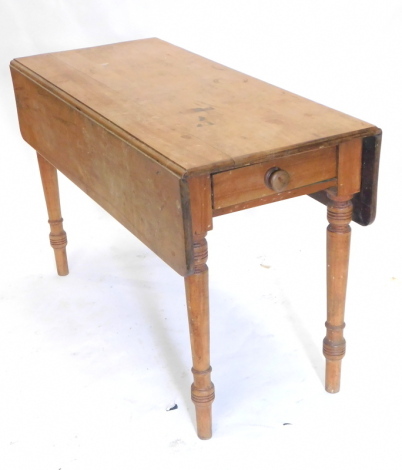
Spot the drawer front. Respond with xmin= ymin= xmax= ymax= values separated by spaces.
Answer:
xmin=212 ymin=147 xmax=337 ymax=210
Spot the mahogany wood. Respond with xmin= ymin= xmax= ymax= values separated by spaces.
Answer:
xmin=37 ymin=153 xmax=69 ymax=276
xmin=10 ymin=38 xmax=382 ymax=439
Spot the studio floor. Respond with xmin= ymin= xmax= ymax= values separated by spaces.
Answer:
xmin=1 ymin=171 xmax=402 ymax=469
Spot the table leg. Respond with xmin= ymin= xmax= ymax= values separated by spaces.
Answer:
xmin=324 ymin=190 xmax=353 ymax=393
xmin=37 ymin=153 xmax=69 ymax=276
xmin=184 ymin=233 xmax=215 ymax=439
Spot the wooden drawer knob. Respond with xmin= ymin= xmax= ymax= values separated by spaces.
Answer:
xmin=264 ymin=167 xmax=290 ymax=192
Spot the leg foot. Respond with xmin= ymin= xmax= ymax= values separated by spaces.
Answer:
xmin=191 ymin=367 xmax=215 ymax=439
xmin=37 ymin=153 xmax=69 ymax=276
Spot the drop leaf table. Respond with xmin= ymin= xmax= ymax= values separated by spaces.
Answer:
xmin=10 ymin=38 xmax=381 ymax=439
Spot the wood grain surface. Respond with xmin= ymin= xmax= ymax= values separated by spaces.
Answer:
xmin=12 ymin=67 xmax=190 ymax=275
xmin=11 ymin=38 xmax=380 ymax=176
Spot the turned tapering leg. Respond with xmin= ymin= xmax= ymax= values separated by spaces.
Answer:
xmin=324 ymin=190 xmax=353 ymax=393
xmin=37 ymin=153 xmax=69 ymax=276
xmin=184 ymin=233 xmax=215 ymax=439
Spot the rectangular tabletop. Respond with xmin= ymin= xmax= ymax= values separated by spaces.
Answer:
xmin=11 ymin=38 xmax=379 ymax=176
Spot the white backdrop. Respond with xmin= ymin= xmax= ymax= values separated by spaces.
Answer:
xmin=1 ymin=1 xmax=402 ymax=469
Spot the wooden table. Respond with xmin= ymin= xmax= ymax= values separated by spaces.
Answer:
xmin=10 ymin=38 xmax=381 ymax=439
